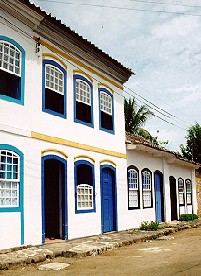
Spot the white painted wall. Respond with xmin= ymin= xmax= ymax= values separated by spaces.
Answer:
xmin=126 ymin=149 xmax=197 ymax=229
xmin=0 ymin=9 xmax=127 ymax=249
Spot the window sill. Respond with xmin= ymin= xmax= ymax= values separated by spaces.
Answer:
xmin=74 ymin=119 xmax=94 ymax=128
xmin=42 ymin=108 xmax=66 ymax=119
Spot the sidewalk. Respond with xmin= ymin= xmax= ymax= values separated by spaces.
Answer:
xmin=1 ymin=219 xmax=201 ymax=270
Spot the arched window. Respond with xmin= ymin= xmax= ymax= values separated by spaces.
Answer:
xmin=142 ymin=169 xmax=152 ymax=208
xmin=74 ymin=160 xmax=95 ymax=213
xmin=127 ymin=166 xmax=140 ymax=209
xmin=185 ymin=179 xmax=192 ymax=205
xmin=0 ymin=150 xmax=20 ymax=207
xmin=99 ymin=88 xmax=114 ymax=133
xmin=0 ymin=36 xmax=25 ymax=104
xmin=42 ymin=60 xmax=66 ymax=117
xmin=178 ymin=178 xmax=185 ymax=206
xmin=74 ymin=75 xmax=93 ymax=127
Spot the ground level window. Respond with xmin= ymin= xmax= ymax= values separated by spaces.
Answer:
xmin=185 ymin=179 xmax=192 ymax=205
xmin=178 ymin=178 xmax=185 ymax=206
xmin=142 ymin=169 xmax=152 ymax=208
xmin=128 ymin=166 xmax=139 ymax=209
xmin=75 ymin=160 xmax=95 ymax=213
xmin=77 ymin=184 xmax=93 ymax=210
xmin=0 ymin=150 xmax=19 ymax=207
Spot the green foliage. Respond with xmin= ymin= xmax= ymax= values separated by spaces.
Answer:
xmin=124 ymin=97 xmax=154 ymax=134
xmin=180 ymin=214 xmax=198 ymax=221
xmin=180 ymin=122 xmax=201 ymax=164
xmin=139 ymin=221 xmax=159 ymax=231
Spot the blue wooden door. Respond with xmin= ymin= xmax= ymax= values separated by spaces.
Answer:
xmin=101 ymin=167 xmax=116 ymax=233
xmin=154 ymin=172 xmax=163 ymax=222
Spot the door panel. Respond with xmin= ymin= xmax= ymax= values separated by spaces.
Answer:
xmin=101 ymin=167 xmax=116 ymax=233
xmin=155 ymin=172 xmax=163 ymax=222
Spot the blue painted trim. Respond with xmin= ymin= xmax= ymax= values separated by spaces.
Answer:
xmin=98 ymin=88 xmax=114 ymax=134
xmin=100 ymin=165 xmax=117 ymax=233
xmin=74 ymin=160 xmax=96 ymax=214
xmin=42 ymin=60 xmax=67 ymax=118
xmin=41 ymin=155 xmax=68 ymax=243
xmin=0 ymin=36 xmax=25 ymax=105
xmin=73 ymin=74 xmax=94 ymax=128
xmin=0 ymin=144 xmax=24 ymax=245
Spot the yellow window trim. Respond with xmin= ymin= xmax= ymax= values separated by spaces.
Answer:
xmin=31 ymin=131 xmax=127 ymax=159
xmin=42 ymin=53 xmax=67 ymax=70
xmin=74 ymin=155 xmax=95 ymax=164
xmin=41 ymin=148 xmax=68 ymax=159
xmin=98 ymin=83 xmax=114 ymax=94
xmin=100 ymin=159 xmax=116 ymax=167
xmin=33 ymin=36 xmax=123 ymax=90
xmin=73 ymin=70 xmax=93 ymax=84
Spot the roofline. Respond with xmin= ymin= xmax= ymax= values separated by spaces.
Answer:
xmin=126 ymin=133 xmax=200 ymax=169
xmin=8 ymin=0 xmax=133 ymax=83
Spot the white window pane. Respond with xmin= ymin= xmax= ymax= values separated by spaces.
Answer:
xmin=76 ymin=79 xmax=91 ymax=105
xmin=45 ymin=64 xmax=64 ymax=95
xmin=143 ymin=191 xmax=151 ymax=207
xmin=0 ymin=41 xmax=21 ymax=76
xmin=77 ymin=184 xmax=93 ymax=210
xmin=100 ymin=91 xmax=112 ymax=115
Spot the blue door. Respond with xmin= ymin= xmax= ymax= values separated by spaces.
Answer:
xmin=101 ymin=167 xmax=116 ymax=233
xmin=154 ymin=172 xmax=164 ymax=222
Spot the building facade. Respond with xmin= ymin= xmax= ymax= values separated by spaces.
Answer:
xmin=0 ymin=0 xmax=131 ymax=249
xmin=125 ymin=133 xmax=198 ymax=229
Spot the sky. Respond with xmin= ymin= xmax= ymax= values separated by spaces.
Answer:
xmin=31 ymin=0 xmax=201 ymax=151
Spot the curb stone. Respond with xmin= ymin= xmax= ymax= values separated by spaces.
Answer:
xmin=0 ymin=219 xmax=201 ymax=270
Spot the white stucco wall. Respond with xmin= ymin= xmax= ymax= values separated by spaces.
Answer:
xmin=126 ymin=149 xmax=197 ymax=228
xmin=0 ymin=10 xmax=128 ymax=249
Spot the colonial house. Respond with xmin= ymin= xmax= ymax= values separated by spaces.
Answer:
xmin=125 ymin=133 xmax=199 ymax=229
xmin=0 ymin=0 xmax=198 ymax=251
xmin=0 ymin=0 xmax=132 ymax=250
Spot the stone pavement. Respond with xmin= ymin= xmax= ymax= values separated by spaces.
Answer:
xmin=1 ymin=219 xmax=201 ymax=270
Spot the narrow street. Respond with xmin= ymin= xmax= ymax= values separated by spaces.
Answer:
xmin=1 ymin=227 xmax=201 ymax=276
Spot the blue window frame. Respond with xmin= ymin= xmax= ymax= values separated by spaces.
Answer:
xmin=142 ymin=168 xmax=152 ymax=208
xmin=42 ymin=59 xmax=66 ymax=118
xmin=74 ymin=74 xmax=93 ymax=127
xmin=74 ymin=160 xmax=95 ymax=213
xmin=127 ymin=165 xmax=140 ymax=209
xmin=99 ymin=88 xmax=114 ymax=134
xmin=0 ymin=36 xmax=25 ymax=105
xmin=0 ymin=145 xmax=23 ymax=213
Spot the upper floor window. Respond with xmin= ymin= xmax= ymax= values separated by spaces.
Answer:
xmin=128 ymin=166 xmax=140 ymax=209
xmin=178 ymin=178 xmax=185 ymax=206
xmin=42 ymin=60 xmax=66 ymax=118
xmin=74 ymin=75 xmax=93 ymax=127
xmin=74 ymin=160 xmax=95 ymax=213
xmin=0 ymin=36 xmax=25 ymax=105
xmin=185 ymin=179 xmax=192 ymax=205
xmin=99 ymin=88 xmax=114 ymax=133
xmin=142 ymin=169 xmax=152 ymax=208
xmin=0 ymin=150 xmax=19 ymax=207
